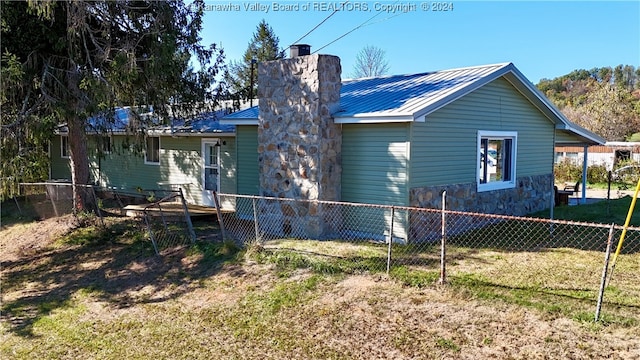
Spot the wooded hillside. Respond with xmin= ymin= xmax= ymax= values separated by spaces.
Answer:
xmin=537 ymin=65 xmax=640 ymax=141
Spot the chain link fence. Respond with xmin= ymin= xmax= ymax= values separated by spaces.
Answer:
xmin=7 ymin=185 xmax=638 ymax=320
xmin=139 ymin=189 xmax=196 ymax=255
xmin=16 ymin=182 xmax=103 ymax=221
xmin=11 ymin=183 xmax=196 ymax=255
xmin=217 ymin=192 xmax=640 ymax=321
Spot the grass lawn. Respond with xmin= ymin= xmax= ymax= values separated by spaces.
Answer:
xmin=534 ymin=194 xmax=640 ymax=226
xmin=2 ymin=198 xmax=640 ymax=359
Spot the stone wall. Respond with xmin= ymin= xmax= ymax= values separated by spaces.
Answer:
xmin=407 ymin=174 xmax=553 ymax=242
xmin=256 ymin=54 xmax=342 ymax=238
xmin=409 ymin=174 xmax=553 ymax=215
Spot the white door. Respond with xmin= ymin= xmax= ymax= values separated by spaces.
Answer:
xmin=202 ymin=139 xmax=220 ymax=206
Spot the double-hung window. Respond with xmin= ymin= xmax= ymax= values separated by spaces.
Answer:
xmin=478 ymin=131 xmax=517 ymax=191
xmin=145 ymin=136 xmax=160 ymax=164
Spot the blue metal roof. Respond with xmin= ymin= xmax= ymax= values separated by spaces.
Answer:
xmin=221 ymin=106 xmax=259 ymax=121
xmin=152 ymin=111 xmax=236 ymax=134
xmin=58 ymin=107 xmax=236 ymax=135
xmin=336 ymin=63 xmax=510 ymax=121
xmin=222 ymin=62 xmax=604 ymax=145
xmin=222 ymin=63 xmax=512 ymax=123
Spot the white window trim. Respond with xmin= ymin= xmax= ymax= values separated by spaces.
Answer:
xmin=202 ymin=138 xmax=221 ymax=198
xmin=477 ymin=130 xmax=517 ymax=192
xmin=144 ymin=136 xmax=160 ymax=165
xmin=61 ymin=135 xmax=70 ymax=159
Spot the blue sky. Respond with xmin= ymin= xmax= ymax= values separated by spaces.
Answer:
xmin=201 ymin=1 xmax=639 ymax=83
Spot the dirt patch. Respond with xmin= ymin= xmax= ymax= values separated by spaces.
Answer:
xmin=0 ymin=215 xmax=78 ymax=262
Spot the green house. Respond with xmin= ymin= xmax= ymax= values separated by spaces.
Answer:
xmin=221 ymin=58 xmax=604 ymax=219
xmin=215 ymin=56 xmax=606 ymax=241
xmin=50 ymin=57 xmax=604 ymax=241
xmin=50 ymin=111 xmax=238 ymax=207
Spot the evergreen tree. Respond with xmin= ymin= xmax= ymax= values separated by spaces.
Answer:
xmin=224 ymin=20 xmax=285 ymax=100
xmin=1 ymin=0 xmax=224 ymax=207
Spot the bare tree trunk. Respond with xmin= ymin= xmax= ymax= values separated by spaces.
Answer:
xmin=68 ymin=114 xmax=90 ymax=212
xmin=65 ymin=49 xmax=91 ymax=212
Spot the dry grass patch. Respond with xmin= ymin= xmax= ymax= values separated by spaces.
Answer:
xmin=2 ymin=216 xmax=640 ymax=359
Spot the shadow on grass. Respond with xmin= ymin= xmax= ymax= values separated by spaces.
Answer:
xmin=1 ymin=217 xmax=236 ymax=338
xmin=1 ymin=197 xmax=44 ymax=227
xmin=444 ymin=215 xmax=640 ymax=254
xmin=448 ymin=273 xmax=640 ymax=326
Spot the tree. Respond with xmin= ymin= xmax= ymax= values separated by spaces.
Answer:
xmin=1 ymin=0 xmax=224 ymax=208
xmin=536 ymin=65 xmax=640 ymax=141
xmin=224 ymin=20 xmax=284 ymax=100
xmin=351 ymin=45 xmax=390 ymax=78
xmin=562 ymin=83 xmax=639 ymax=141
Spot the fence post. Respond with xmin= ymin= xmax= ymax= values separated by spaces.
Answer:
xmin=212 ymin=191 xmax=228 ymax=241
xmin=90 ymin=185 xmax=105 ymax=227
xmin=595 ymin=223 xmax=616 ymax=322
xmin=252 ymin=197 xmax=261 ymax=242
xmin=45 ymin=183 xmax=60 ymax=217
xmin=386 ymin=206 xmax=395 ymax=275
xmin=13 ymin=195 xmax=23 ymax=216
xmin=438 ymin=191 xmax=447 ymax=285
xmin=144 ymin=211 xmax=160 ymax=255
xmin=178 ymin=188 xmax=197 ymax=243
xmin=157 ymin=202 xmax=168 ymax=232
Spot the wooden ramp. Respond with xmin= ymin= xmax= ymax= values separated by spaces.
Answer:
xmin=122 ymin=202 xmax=233 ymax=218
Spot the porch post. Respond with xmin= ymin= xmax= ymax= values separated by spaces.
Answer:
xmin=581 ymin=145 xmax=588 ymax=204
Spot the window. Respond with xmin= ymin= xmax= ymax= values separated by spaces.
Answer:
xmin=61 ymin=135 xmax=70 ymax=158
xmin=478 ymin=131 xmax=517 ymax=191
xmin=555 ymin=152 xmax=579 ymax=164
xmin=615 ymin=150 xmax=631 ymax=166
xmin=145 ymin=136 xmax=160 ymax=164
xmin=202 ymin=139 xmax=220 ymax=195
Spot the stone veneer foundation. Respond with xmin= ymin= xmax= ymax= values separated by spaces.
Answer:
xmin=408 ymin=174 xmax=553 ymax=241
xmin=256 ymin=54 xmax=342 ymax=238
xmin=410 ymin=174 xmax=553 ymax=215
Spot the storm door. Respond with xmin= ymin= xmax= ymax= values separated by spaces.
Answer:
xmin=202 ymin=139 xmax=220 ymax=206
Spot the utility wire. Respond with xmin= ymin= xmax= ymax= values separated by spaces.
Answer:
xmin=313 ymin=0 xmax=403 ymax=54
xmin=289 ymin=1 xmax=350 ymax=46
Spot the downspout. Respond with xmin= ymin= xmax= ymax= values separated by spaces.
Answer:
xmin=581 ymin=145 xmax=588 ymax=204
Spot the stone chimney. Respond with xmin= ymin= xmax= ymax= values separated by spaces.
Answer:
xmin=257 ymin=53 xmax=342 ymax=238
xmin=289 ymin=44 xmax=311 ymax=57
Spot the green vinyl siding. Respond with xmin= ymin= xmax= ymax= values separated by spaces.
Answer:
xmin=409 ymin=77 xmax=555 ymax=188
xmin=236 ymin=126 xmax=259 ymax=195
xmin=219 ymin=137 xmax=237 ymax=195
xmin=88 ymin=136 xmax=162 ymax=190
xmin=555 ymin=131 xmax=583 ymax=144
xmin=50 ymin=136 xmax=71 ymax=180
xmin=341 ymin=123 xmax=410 ymax=241
xmin=157 ymin=137 xmax=203 ymax=204
xmin=84 ymin=135 xmax=236 ymax=206
xmin=342 ymin=123 xmax=410 ymax=205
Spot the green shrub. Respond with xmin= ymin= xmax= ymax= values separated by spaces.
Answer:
xmin=612 ymin=160 xmax=640 ymax=186
xmin=554 ymin=159 xmax=582 ymax=183
xmin=626 ymin=132 xmax=640 ymax=142
xmin=587 ymin=163 xmax=609 ymax=184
